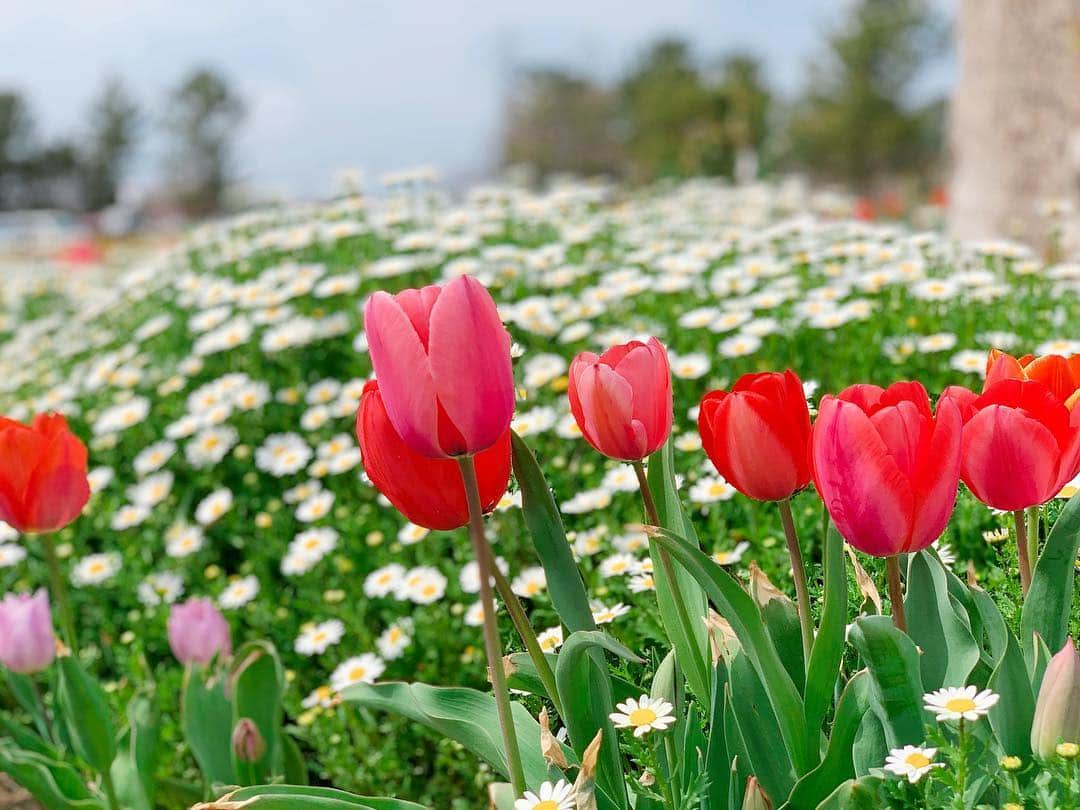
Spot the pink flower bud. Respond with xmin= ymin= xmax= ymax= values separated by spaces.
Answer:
xmin=0 ymin=589 xmax=55 ymax=674
xmin=231 ymin=717 xmax=266 ymax=763
xmin=167 ymin=598 xmax=231 ymax=666
xmin=1031 ymin=638 xmax=1080 ymax=759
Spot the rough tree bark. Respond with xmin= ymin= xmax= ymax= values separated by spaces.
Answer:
xmin=949 ymin=0 xmax=1080 ymax=255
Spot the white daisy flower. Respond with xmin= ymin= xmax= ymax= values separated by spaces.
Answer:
xmin=72 ymin=553 xmax=121 ymax=586
xmin=537 ymin=626 xmax=564 ymax=653
xmin=514 ymin=779 xmax=574 ymax=810
xmin=295 ymin=619 xmax=345 ymax=656
xmin=219 ymin=575 xmax=260 ymax=609
xmin=195 ymin=488 xmax=234 ymax=525
xmin=923 ymin=686 xmax=999 ymax=722
xmin=610 ymin=695 xmax=676 ymax=737
xmin=331 ymin=653 xmax=385 ymax=691
xmin=0 ymin=544 xmax=27 ymax=568
xmin=137 ymin=572 xmax=185 ymax=606
xmin=884 ymin=745 xmax=941 ymax=783
xmin=376 ymin=622 xmax=412 ymax=660
xmin=364 ymin=564 xmax=406 ymax=598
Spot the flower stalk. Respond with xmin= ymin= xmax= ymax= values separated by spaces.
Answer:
xmin=40 ymin=532 xmax=77 ymax=653
xmin=457 ymin=455 xmax=526 ymax=795
xmin=778 ymin=499 xmax=814 ymax=664
xmin=1014 ymin=510 xmax=1032 ymax=595
xmin=885 ymin=555 xmax=907 ymax=633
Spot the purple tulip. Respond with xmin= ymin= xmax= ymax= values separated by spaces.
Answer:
xmin=167 ymin=598 xmax=231 ymax=665
xmin=0 ymin=590 xmax=56 ymax=674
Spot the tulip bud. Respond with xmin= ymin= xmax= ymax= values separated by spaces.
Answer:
xmin=231 ymin=717 xmax=266 ymax=763
xmin=0 ymin=590 xmax=55 ymax=674
xmin=1030 ymin=638 xmax=1080 ymax=759
xmin=167 ymin=598 xmax=231 ymax=666
xmin=568 ymin=337 xmax=673 ymax=462
xmin=742 ymin=776 xmax=772 ymax=810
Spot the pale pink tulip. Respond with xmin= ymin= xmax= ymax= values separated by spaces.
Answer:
xmin=0 ymin=590 xmax=55 ymax=674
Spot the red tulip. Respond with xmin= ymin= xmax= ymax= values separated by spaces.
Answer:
xmin=568 ymin=337 xmax=673 ymax=462
xmin=698 ymin=370 xmax=812 ymax=501
xmin=0 ymin=413 xmax=90 ymax=534
xmin=945 ymin=379 xmax=1080 ymax=511
xmin=356 ymin=380 xmax=511 ymax=531
xmin=811 ymin=381 xmax=962 ymax=557
xmin=363 ymin=276 xmax=514 ymax=459
xmin=985 ymin=349 xmax=1080 ymax=410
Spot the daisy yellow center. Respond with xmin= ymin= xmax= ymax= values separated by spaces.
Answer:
xmin=312 ymin=632 xmax=327 ymax=643
xmin=349 ymin=666 xmax=367 ymax=681
xmin=628 ymin=708 xmax=657 ymax=727
xmin=535 ymin=802 xmax=558 ymax=810
xmin=944 ymin=697 xmax=977 ymax=713
xmin=905 ymin=752 xmax=931 ymax=768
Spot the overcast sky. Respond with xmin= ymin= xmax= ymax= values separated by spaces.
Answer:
xmin=0 ymin=0 xmax=954 ymax=199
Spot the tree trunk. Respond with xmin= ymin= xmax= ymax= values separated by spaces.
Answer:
xmin=949 ymin=0 xmax=1080 ymax=255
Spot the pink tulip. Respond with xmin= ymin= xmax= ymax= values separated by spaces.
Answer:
xmin=168 ymin=598 xmax=231 ymax=666
xmin=568 ymin=337 xmax=673 ymax=461
xmin=363 ymin=276 xmax=514 ymax=458
xmin=0 ymin=590 xmax=55 ymax=674
xmin=811 ymin=381 xmax=962 ymax=557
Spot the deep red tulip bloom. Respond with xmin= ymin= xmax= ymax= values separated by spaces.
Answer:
xmin=363 ymin=276 xmax=515 ymax=459
xmin=0 ymin=413 xmax=90 ymax=534
xmin=985 ymin=349 xmax=1080 ymax=410
xmin=568 ymin=337 xmax=673 ymax=462
xmin=945 ymin=379 xmax=1080 ymax=511
xmin=811 ymin=381 xmax=962 ymax=557
xmin=698 ymin=370 xmax=812 ymax=501
xmin=356 ymin=380 xmax=511 ymax=531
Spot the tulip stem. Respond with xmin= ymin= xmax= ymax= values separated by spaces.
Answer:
xmin=1027 ymin=506 xmax=1040 ymax=581
xmin=40 ymin=532 xmax=77 ymax=653
xmin=885 ymin=555 xmax=907 ymax=633
xmin=489 ymin=563 xmax=565 ymax=718
xmin=457 ymin=456 xmax=526 ymax=796
xmin=632 ymin=461 xmax=711 ymax=696
xmin=1015 ymin=510 xmax=1032 ymax=596
xmin=778 ymin=499 xmax=814 ymax=665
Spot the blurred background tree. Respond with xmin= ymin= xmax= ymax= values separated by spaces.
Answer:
xmin=501 ymin=69 xmax=623 ymax=178
xmin=164 ymin=67 xmax=246 ymax=216
xmin=785 ymin=0 xmax=948 ymax=195
xmin=81 ymin=77 xmax=140 ymax=211
xmin=0 ymin=92 xmax=35 ymax=209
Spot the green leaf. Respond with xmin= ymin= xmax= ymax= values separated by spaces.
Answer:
xmin=505 ymin=652 xmax=640 ymax=705
xmin=555 ymin=630 xmax=639 ymax=809
xmin=703 ymin=661 xmax=730 ymax=810
xmin=511 ymin=431 xmax=597 ymax=633
xmin=815 ymin=775 xmax=883 ymax=809
xmin=182 ymin=666 xmax=236 ymax=786
xmin=487 ymin=782 xmax=518 ymax=810
xmin=282 ymin=732 xmax=310 ymax=785
xmin=904 ymin=551 xmax=979 ymax=690
xmin=968 ymin=586 xmax=1008 ymax=667
xmin=1021 ymin=492 xmax=1080 ymax=657
xmin=729 ymin=651 xmax=796 ymax=802
xmin=785 ymin=672 xmax=871 ymax=810
xmin=205 ymin=785 xmax=428 ymax=809
xmin=0 ymin=711 xmax=54 ymax=757
xmin=646 ymin=439 xmax=712 ymax=701
xmin=4 ymin=671 xmax=51 ymax=741
xmin=230 ymin=641 xmax=285 ymax=782
xmin=804 ymin=524 xmax=848 ymax=757
xmin=111 ymin=694 xmax=159 ymax=810
xmin=650 ymin=525 xmax=809 ymax=773
xmin=847 ymin=616 xmax=924 ymax=748
xmin=340 ymin=681 xmax=569 ymax=789
xmin=986 ymin=628 xmax=1035 ymax=759
xmin=55 ymin=656 xmax=115 ymax=775
xmin=0 ymin=742 xmax=104 ymax=809
xmin=850 ymin=711 xmax=887 ymax=778
xmin=762 ymin=597 xmax=805 ymax=694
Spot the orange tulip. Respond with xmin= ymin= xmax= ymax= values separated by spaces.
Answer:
xmin=985 ymin=349 xmax=1080 ymax=410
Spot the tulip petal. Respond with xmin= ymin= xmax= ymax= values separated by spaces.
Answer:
xmin=24 ymin=428 xmax=90 ymax=533
xmin=812 ymin=398 xmax=913 ymax=556
xmin=611 ymin=338 xmax=672 ymax=453
xmin=364 ymin=291 xmax=441 ymax=457
xmin=909 ymin=397 xmax=962 ymax=551
xmin=0 ymin=422 xmax=45 ymax=529
xmin=961 ymin=405 xmax=1060 ymax=510
xmin=576 ymin=364 xmax=648 ymax=461
xmin=428 ymin=276 xmax=514 ymax=455
xmin=712 ymin=393 xmax=801 ymax=500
